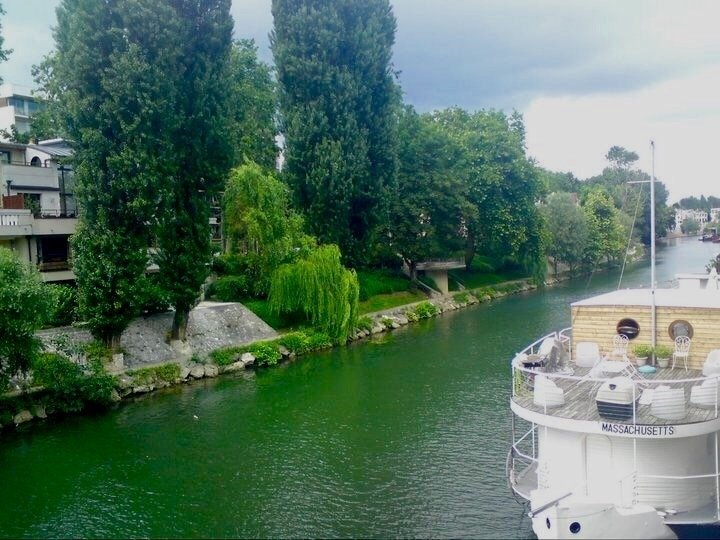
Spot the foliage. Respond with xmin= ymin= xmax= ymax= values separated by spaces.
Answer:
xmin=46 ymin=284 xmax=77 ymax=327
xmin=405 ymin=310 xmax=419 ymax=323
xmin=128 ymin=363 xmax=181 ymax=385
xmin=356 ymin=316 xmax=373 ymax=332
xmin=32 ymin=353 xmax=115 ymax=413
xmin=542 ymin=192 xmax=589 ymax=275
xmin=0 ymin=247 xmax=49 ymax=391
xmin=582 ymin=190 xmax=626 ymax=265
xmin=654 ymin=344 xmax=672 ymax=359
xmin=453 ymin=292 xmax=470 ymax=304
xmin=269 ymin=245 xmax=359 ymax=343
xmin=227 ymin=39 xmax=277 ymax=169
xmin=681 ymin=217 xmax=700 ymax=235
xmin=677 ymin=195 xmax=720 ymax=213
xmin=605 ymin=146 xmax=639 ymax=169
xmin=153 ymin=0 xmax=235 ymax=341
xmin=707 ymin=254 xmax=720 ymax=273
xmin=0 ymin=2 xmax=10 ymax=80
xmin=413 ymin=302 xmax=438 ymax=319
xmin=357 ymin=268 xmax=412 ymax=301
xmin=83 ymin=340 xmax=113 ymax=365
xmin=381 ymin=317 xmax=394 ymax=329
xmin=251 ymin=342 xmax=283 ymax=367
xmin=222 ymin=162 xmax=315 ymax=297
xmin=242 ymin=298 xmax=304 ymax=330
xmin=138 ymin=275 xmax=171 ymax=316
xmin=390 ymin=106 xmax=468 ymax=271
xmin=272 ymin=0 xmax=400 ymax=265
xmin=631 ymin=343 xmax=653 ymax=358
xmin=208 ymin=275 xmax=250 ymax=302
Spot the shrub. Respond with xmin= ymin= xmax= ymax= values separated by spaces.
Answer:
xmin=405 ymin=310 xmax=419 ymax=323
xmin=46 ymin=284 xmax=78 ymax=327
xmin=250 ymin=342 xmax=282 ymax=367
xmin=138 ymin=276 xmax=171 ymax=315
xmin=414 ymin=302 xmax=438 ymax=319
xmin=209 ymin=275 xmax=250 ymax=302
xmin=128 ymin=363 xmax=180 ymax=385
xmin=356 ymin=316 xmax=373 ymax=332
xmin=381 ymin=316 xmax=394 ymax=329
xmin=277 ymin=332 xmax=310 ymax=354
xmin=209 ymin=347 xmax=243 ymax=367
xmin=654 ymin=344 xmax=673 ymax=358
xmin=32 ymin=353 xmax=115 ymax=413
xmin=631 ymin=344 xmax=653 ymax=358
xmin=304 ymin=331 xmax=333 ymax=351
xmin=453 ymin=292 xmax=470 ymax=304
xmin=84 ymin=341 xmax=112 ymax=364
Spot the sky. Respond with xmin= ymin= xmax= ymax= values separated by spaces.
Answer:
xmin=2 ymin=0 xmax=720 ymax=202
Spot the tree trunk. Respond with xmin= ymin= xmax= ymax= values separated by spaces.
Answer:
xmin=464 ymin=235 xmax=475 ymax=268
xmin=105 ymin=333 xmax=122 ymax=354
xmin=172 ymin=306 xmax=190 ymax=341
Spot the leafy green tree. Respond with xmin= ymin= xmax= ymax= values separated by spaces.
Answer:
xmin=432 ymin=108 xmax=546 ymax=279
xmin=582 ymin=190 xmax=626 ymax=265
xmin=543 ymin=193 xmax=589 ymax=275
xmin=540 ymin=168 xmax=580 ymax=195
xmin=52 ymin=0 xmax=184 ymax=348
xmin=0 ymin=247 xmax=49 ymax=391
xmin=155 ymin=0 xmax=235 ymax=341
xmin=222 ymin=162 xmax=315 ymax=296
xmin=681 ymin=217 xmax=700 ymax=235
xmin=269 ymin=244 xmax=359 ymax=343
xmin=390 ymin=106 xmax=469 ymax=276
xmin=605 ymin=146 xmax=639 ymax=169
xmin=271 ymin=0 xmax=399 ymax=265
xmin=227 ymin=39 xmax=277 ymax=169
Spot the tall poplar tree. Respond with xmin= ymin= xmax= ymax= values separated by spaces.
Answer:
xmin=155 ymin=0 xmax=234 ymax=340
xmin=53 ymin=0 xmax=181 ymax=349
xmin=271 ymin=0 xmax=399 ymax=265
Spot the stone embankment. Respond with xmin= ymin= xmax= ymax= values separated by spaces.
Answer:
xmin=3 ymin=279 xmax=540 ymax=431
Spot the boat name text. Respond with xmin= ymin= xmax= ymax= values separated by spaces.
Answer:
xmin=601 ymin=423 xmax=675 ymax=436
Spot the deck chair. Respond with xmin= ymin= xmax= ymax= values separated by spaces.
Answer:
xmin=672 ymin=336 xmax=691 ymax=371
xmin=703 ymin=350 xmax=720 ymax=377
xmin=575 ymin=341 xmax=601 ymax=368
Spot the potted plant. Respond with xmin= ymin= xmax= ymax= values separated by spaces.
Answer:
xmin=631 ymin=343 xmax=653 ymax=366
xmin=654 ymin=344 xmax=673 ymax=368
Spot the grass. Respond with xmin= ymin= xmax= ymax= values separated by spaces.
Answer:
xmin=241 ymin=298 xmax=307 ymax=330
xmin=449 ymin=256 xmax=528 ymax=290
xmin=357 ymin=268 xmax=413 ymax=301
xmin=358 ymin=290 xmax=426 ymax=315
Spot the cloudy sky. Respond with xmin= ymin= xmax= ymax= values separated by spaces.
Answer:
xmin=3 ymin=0 xmax=720 ymax=202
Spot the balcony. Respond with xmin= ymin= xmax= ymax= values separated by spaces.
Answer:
xmin=1 ymin=162 xmax=58 ymax=190
xmin=0 ymin=209 xmax=33 ymax=236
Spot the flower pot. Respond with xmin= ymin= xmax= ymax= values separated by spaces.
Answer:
xmin=657 ymin=357 xmax=670 ymax=369
xmin=636 ymin=356 xmax=648 ymax=367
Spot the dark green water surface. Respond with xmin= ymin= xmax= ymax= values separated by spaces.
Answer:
xmin=1 ymin=238 xmax=717 ymax=538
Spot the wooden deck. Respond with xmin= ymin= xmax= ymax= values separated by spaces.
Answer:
xmin=513 ymin=365 xmax=719 ymax=425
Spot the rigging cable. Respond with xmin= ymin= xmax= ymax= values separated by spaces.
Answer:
xmin=617 ymin=182 xmax=644 ymax=290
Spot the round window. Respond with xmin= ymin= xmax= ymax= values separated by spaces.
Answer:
xmin=616 ymin=318 xmax=640 ymax=340
xmin=669 ymin=320 xmax=694 ymax=340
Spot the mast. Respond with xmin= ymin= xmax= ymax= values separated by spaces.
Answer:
xmin=650 ymin=140 xmax=656 ymax=350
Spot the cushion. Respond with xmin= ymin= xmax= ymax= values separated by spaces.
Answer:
xmin=638 ymin=365 xmax=657 ymax=374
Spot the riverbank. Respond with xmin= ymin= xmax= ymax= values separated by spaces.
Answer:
xmin=0 ymin=276 xmax=546 ymax=432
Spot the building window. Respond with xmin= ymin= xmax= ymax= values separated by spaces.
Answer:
xmin=616 ymin=318 xmax=640 ymax=340
xmin=0 ymin=150 xmax=10 ymax=164
xmin=30 ymin=156 xmax=42 ymax=167
xmin=668 ymin=320 xmax=693 ymax=340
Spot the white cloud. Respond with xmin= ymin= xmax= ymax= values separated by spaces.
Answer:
xmin=523 ymin=64 xmax=720 ymax=202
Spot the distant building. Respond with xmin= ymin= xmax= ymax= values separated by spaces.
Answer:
xmin=0 ymin=84 xmax=43 ymax=138
xmin=710 ymin=208 xmax=720 ymax=223
xmin=675 ymin=208 xmax=709 ymax=232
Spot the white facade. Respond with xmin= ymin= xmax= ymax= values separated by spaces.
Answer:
xmin=0 ymin=84 xmax=40 ymax=138
xmin=711 ymin=208 xmax=720 ymax=223
xmin=675 ymin=208 xmax=709 ymax=232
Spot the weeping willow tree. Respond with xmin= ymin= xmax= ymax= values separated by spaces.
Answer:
xmin=269 ymin=245 xmax=359 ymax=343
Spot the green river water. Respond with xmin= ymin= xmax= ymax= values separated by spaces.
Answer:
xmin=1 ymin=238 xmax=718 ymax=539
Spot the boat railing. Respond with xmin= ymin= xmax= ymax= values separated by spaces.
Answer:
xmin=511 ymin=331 xmax=720 ymax=426
xmin=508 ymin=424 xmax=539 ymax=499
xmin=634 ymin=471 xmax=720 ymax=523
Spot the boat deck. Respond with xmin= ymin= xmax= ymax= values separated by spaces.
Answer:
xmin=513 ymin=365 xmax=718 ymax=425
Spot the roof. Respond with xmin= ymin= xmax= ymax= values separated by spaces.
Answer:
xmin=572 ymin=288 xmax=720 ymax=309
xmin=27 ymin=144 xmax=73 ymax=158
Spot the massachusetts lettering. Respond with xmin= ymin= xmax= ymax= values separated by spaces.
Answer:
xmin=601 ymin=423 xmax=675 ymax=436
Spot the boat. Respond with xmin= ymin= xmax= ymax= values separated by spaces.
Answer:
xmin=507 ymin=142 xmax=720 ymax=539
xmin=699 ymin=229 xmax=718 ymax=242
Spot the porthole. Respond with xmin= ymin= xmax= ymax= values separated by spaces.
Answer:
xmin=669 ymin=320 xmax=694 ymax=340
xmin=616 ymin=318 xmax=640 ymax=340
xmin=569 ymin=522 xmax=581 ymax=534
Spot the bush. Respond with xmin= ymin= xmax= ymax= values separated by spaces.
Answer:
xmin=209 ymin=347 xmax=241 ymax=367
xmin=631 ymin=344 xmax=653 ymax=358
xmin=209 ymin=275 xmax=250 ymax=302
xmin=277 ymin=332 xmax=310 ymax=354
xmin=356 ymin=316 xmax=373 ymax=332
xmin=84 ymin=341 xmax=112 ymax=364
xmin=32 ymin=353 xmax=115 ymax=413
xmin=128 ymin=363 xmax=180 ymax=385
xmin=251 ymin=342 xmax=282 ymax=367
xmin=654 ymin=344 xmax=673 ymax=358
xmin=405 ymin=310 xmax=419 ymax=323
xmin=46 ymin=284 xmax=78 ymax=327
xmin=453 ymin=292 xmax=470 ymax=304
xmin=381 ymin=316 xmax=394 ymax=329
xmin=414 ymin=302 xmax=438 ymax=319
xmin=138 ymin=276 xmax=171 ymax=316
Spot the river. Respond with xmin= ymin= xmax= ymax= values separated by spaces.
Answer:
xmin=0 ymin=238 xmax=717 ymax=539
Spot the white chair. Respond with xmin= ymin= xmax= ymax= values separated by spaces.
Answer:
xmin=611 ymin=334 xmax=629 ymax=360
xmin=575 ymin=341 xmax=601 ymax=368
xmin=702 ymin=350 xmax=720 ymax=377
xmin=690 ymin=376 xmax=719 ymax=409
xmin=672 ymin=336 xmax=691 ymax=371
xmin=533 ymin=375 xmax=565 ymax=408
xmin=538 ymin=337 xmax=556 ymax=357
xmin=651 ymin=386 xmax=687 ymax=420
